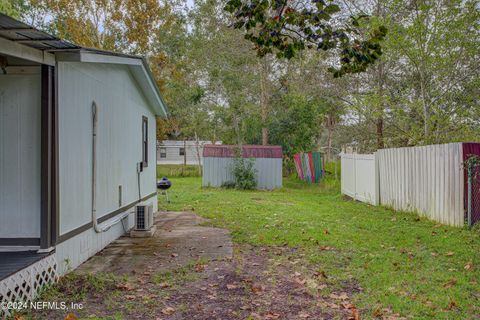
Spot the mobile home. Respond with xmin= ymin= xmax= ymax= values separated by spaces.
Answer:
xmin=0 ymin=13 xmax=167 ymax=310
xmin=157 ymin=140 xmax=221 ymax=165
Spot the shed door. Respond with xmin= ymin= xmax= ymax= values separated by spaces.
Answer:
xmin=0 ymin=71 xmax=41 ymax=241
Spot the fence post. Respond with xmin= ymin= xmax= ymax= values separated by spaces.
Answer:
xmin=374 ymin=151 xmax=380 ymax=206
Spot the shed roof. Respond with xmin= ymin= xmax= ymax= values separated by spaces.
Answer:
xmin=203 ymin=145 xmax=283 ymax=158
xmin=0 ymin=13 xmax=168 ymax=117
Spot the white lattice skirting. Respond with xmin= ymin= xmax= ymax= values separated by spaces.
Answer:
xmin=0 ymin=254 xmax=58 ymax=318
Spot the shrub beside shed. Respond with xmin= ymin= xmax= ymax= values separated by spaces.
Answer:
xmin=202 ymin=145 xmax=283 ymax=190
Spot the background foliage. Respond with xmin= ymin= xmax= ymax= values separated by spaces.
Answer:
xmin=7 ymin=0 xmax=479 ymax=157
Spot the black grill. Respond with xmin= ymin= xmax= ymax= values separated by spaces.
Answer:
xmin=157 ymin=177 xmax=172 ymax=190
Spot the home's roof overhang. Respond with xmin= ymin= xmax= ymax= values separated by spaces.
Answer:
xmin=0 ymin=13 xmax=168 ymax=117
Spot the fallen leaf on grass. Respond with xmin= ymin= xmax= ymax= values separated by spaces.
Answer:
xmin=445 ymin=251 xmax=455 ymax=256
xmin=125 ymin=295 xmax=136 ymax=300
xmin=319 ymin=245 xmax=333 ymax=251
xmin=159 ymin=282 xmax=171 ymax=288
xmin=325 ymin=302 xmax=340 ymax=309
xmin=64 ymin=314 xmax=77 ymax=320
xmin=346 ymin=304 xmax=359 ymax=320
xmin=447 ymin=300 xmax=458 ymax=310
xmin=443 ymin=278 xmax=457 ymax=288
xmin=464 ymin=261 xmax=474 ymax=271
xmin=195 ymin=263 xmax=206 ymax=272
xmin=313 ymin=270 xmax=328 ymax=279
xmin=324 ymin=229 xmax=330 ymax=235
xmin=251 ymin=284 xmax=264 ymax=294
xmin=329 ymin=292 xmax=349 ymax=300
xmin=161 ymin=307 xmax=176 ymax=315
xmin=372 ymin=307 xmax=384 ymax=318
xmin=264 ymin=311 xmax=281 ymax=319
xmin=431 ymin=252 xmax=439 ymax=257
xmin=116 ymin=282 xmax=135 ymax=291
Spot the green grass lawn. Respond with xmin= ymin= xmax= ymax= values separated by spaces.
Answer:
xmin=157 ymin=164 xmax=201 ymax=178
xmin=159 ymin=175 xmax=480 ymax=319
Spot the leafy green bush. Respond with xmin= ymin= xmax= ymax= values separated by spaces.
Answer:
xmin=231 ymin=157 xmax=257 ymax=190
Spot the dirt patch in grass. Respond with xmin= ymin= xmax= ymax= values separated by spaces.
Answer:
xmin=22 ymin=245 xmax=374 ymax=320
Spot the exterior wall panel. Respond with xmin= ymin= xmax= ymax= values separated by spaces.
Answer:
xmin=54 ymin=196 xmax=157 ymax=275
xmin=0 ymin=73 xmax=41 ymax=238
xmin=58 ymin=62 xmax=157 ymax=236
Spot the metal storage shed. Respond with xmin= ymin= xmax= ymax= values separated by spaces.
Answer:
xmin=202 ymin=145 xmax=283 ymax=190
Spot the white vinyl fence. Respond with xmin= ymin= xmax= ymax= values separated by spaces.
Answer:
xmin=341 ymin=153 xmax=379 ymax=205
xmin=341 ymin=143 xmax=465 ymax=226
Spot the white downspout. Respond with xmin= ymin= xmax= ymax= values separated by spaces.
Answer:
xmin=91 ymin=101 xmax=103 ymax=233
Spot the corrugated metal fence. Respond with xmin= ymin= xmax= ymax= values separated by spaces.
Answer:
xmin=377 ymin=143 xmax=464 ymax=226
xmin=341 ymin=143 xmax=474 ymax=227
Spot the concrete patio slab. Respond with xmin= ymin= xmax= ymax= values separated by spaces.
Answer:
xmin=75 ymin=211 xmax=233 ymax=275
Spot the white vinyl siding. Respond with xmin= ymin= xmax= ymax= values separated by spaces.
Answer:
xmin=58 ymin=62 xmax=157 ymax=236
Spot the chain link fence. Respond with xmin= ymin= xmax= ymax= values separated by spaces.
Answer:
xmin=467 ymin=157 xmax=480 ymax=226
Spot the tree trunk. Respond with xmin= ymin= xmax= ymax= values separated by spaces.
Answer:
xmin=375 ymin=0 xmax=385 ymax=150
xmin=194 ymin=132 xmax=202 ymax=176
xmin=260 ymin=60 xmax=269 ymax=145
xmin=326 ymin=115 xmax=334 ymax=162
xmin=420 ymin=70 xmax=430 ymax=140
xmin=376 ymin=117 xmax=384 ymax=149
